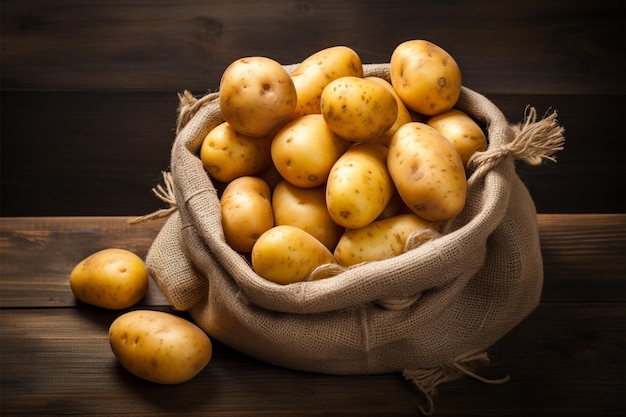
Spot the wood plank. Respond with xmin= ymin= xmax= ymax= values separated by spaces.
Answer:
xmin=0 ymin=215 xmax=624 ymax=308
xmin=0 ymin=304 xmax=623 ymax=416
xmin=1 ymin=0 xmax=624 ymax=94
xmin=2 ymin=92 xmax=624 ymax=216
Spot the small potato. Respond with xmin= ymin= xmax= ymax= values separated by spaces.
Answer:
xmin=251 ymin=225 xmax=335 ymax=285
xmin=321 ymin=76 xmax=398 ymax=142
xmin=271 ymin=114 xmax=350 ymax=188
xmin=326 ymin=143 xmax=395 ymax=229
xmin=334 ymin=214 xmax=435 ymax=266
xmin=200 ymin=121 xmax=273 ymax=183
xmin=70 ymin=248 xmax=148 ymax=310
xmin=219 ymin=56 xmax=297 ymax=137
xmin=109 ymin=310 xmax=212 ymax=384
xmin=365 ymin=76 xmax=413 ymax=146
xmin=390 ymin=39 xmax=462 ymax=116
xmin=272 ymin=180 xmax=343 ymax=251
xmin=426 ymin=109 xmax=487 ymax=168
xmin=220 ymin=176 xmax=274 ymax=253
xmin=388 ymin=122 xmax=467 ymax=222
xmin=290 ymin=46 xmax=363 ymax=119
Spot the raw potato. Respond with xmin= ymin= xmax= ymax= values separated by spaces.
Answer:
xmin=426 ymin=109 xmax=487 ymax=168
xmin=109 ymin=310 xmax=212 ymax=384
xmin=271 ymin=114 xmax=350 ymax=188
xmin=272 ymin=180 xmax=343 ymax=251
xmin=321 ymin=76 xmax=398 ymax=142
xmin=388 ymin=122 xmax=467 ymax=222
xmin=251 ymin=225 xmax=335 ymax=285
xmin=390 ymin=40 xmax=462 ymax=116
xmin=69 ymin=248 xmax=148 ymax=310
xmin=200 ymin=121 xmax=273 ymax=183
xmin=290 ymin=46 xmax=363 ymax=119
xmin=365 ymin=76 xmax=413 ymax=146
xmin=326 ymin=143 xmax=395 ymax=229
xmin=334 ymin=214 xmax=435 ymax=266
xmin=219 ymin=56 xmax=297 ymax=137
xmin=220 ymin=176 xmax=274 ymax=253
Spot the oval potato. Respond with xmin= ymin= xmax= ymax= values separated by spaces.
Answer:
xmin=364 ymin=76 xmax=413 ymax=146
xmin=200 ymin=121 xmax=273 ymax=183
xmin=220 ymin=176 xmax=274 ymax=253
xmin=334 ymin=213 xmax=435 ymax=266
xmin=69 ymin=248 xmax=148 ymax=310
xmin=271 ymin=114 xmax=350 ymax=188
xmin=219 ymin=56 xmax=297 ymax=137
xmin=321 ymin=76 xmax=398 ymax=142
xmin=109 ymin=310 xmax=212 ymax=384
xmin=426 ymin=109 xmax=487 ymax=168
xmin=251 ymin=225 xmax=335 ymax=285
xmin=388 ymin=122 xmax=466 ymax=222
xmin=326 ymin=143 xmax=395 ymax=229
xmin=390 ymin=39 xmax=462 ymax=116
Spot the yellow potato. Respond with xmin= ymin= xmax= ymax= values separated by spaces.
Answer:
xmin=69 ymin=248 xmax=148 ymax=310
xmin=271 ymin=114 xmax=350 ymax=188
xmin=426 ymin=109 xmax=487 ymax=168
xmin=220 ymin=176 xmax=274 ymax=253
xmin=272 ymin=180 xmax=343 ymax=251
xmin=251 ymin=225 xmax=335 ymax=285
xmin=321 ymin=76 xmax=398 ymax=142
xmin=334 ymin=214 xmax=435 ymax=266
xmin=290 ymin=46 xmax=363 ymax=119
xmin=200 ymin=121 xmax=273 ymax=183
xmin=364 ymin=76 xmax=413 ymax=146
xmin=326 ymin=143 xmax=395 ymax=229
xmin=109 ymin=310 xmax=212 ymax=384
xmin=390 ymin=39 xmax=462 ymax=116
xmin=388 ymin=122 xmax=467 ymax=222
xmin=219 ymin=56 xmax=297 ymax=137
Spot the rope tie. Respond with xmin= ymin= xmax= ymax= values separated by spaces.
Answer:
xmin=129 ymin=171 xmax=177 ymax=224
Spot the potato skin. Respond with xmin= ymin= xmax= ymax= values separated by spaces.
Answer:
xmin=220 ymin=176 xmax=274 ymax=253
xmin=219 ymin=56 xmax=297 ymax=137
xmin=321 ymin=76 xmax=398 ymax=142
xmin=200 ymin=121 xmax=273 ymax=183
xmin=364 ymin=76 xmax=413 ymax=146
xmin=272 ymin=180 xmax=343 ymax=251
xmin=388 ymin=122 xmax=467 ymax=222
xmin=69 ymin=248 xmax=148 ymax=310
xmin=251 ymin=225 xmax=335 ymax=285
xmin=109 ymin=310 xmax=212 ymax=384
xmin=271 ymin=114 xmax=350 ymax=188
xmin=290 ymin=46 xmax=363 ymax=119
xmin=326 ymin=143 xmax=395 ymax=229
xmin=334 ymin=214 xmax=435 ymax=266
xmin=426 ymin=109 xmax=487 ymax=168
xmin=390 ymin=40 xmax=462 ymax=116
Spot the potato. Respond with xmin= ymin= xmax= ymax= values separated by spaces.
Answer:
xmin=219 ymin=56 xmax=297 ymax=137
xmin=271 ymin=114 xmax=350 ymax=188
xmin=364 ymin=76 xmax=413 ymax=146
xmin=321 ymin=76 xmax=398 ymax=142
xmin=220 ymin=176 xmax=273 ymax=253
xmin=334 ymin=214 xmax=435 ymax=266
xmin=251 ymin=225 xmax=335 ymax=285
xmin=390 ymin=40 xmax=462 ymax=116
xmin=426 ymin=109 xmax=487 ymax=168
xmin=326 ymin=143 xmax=395 ymax=229
xmin=109 ymin=310 xmax=212 ymax=384
xmin=290 ymin=46 xmax=363 ymax=119
xmin=388 ymin=122 xmax=467 ymax=222
xmin=69 ymin=248 xmax=148 ymax=310
xmin=200 ymin=121 xmax=273 ymax=183
xmin=272 ymin=180 xmax=343 ymax=251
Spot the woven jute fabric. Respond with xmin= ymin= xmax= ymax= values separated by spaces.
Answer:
xmin=141 ymin=63 xmax=564 ymax=412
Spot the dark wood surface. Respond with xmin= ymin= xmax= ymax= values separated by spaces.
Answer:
xmin=1 ymin=1 xmax=625 ymax=416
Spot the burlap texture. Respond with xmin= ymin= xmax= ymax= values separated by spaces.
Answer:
xmin=144 ymin=64 xmax=563 ymax=382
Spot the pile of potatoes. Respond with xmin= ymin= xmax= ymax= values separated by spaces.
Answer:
xmin=201 ymin=40 xmax=487 ymax=285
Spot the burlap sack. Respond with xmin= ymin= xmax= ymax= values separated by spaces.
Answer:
xmin=138 ymin=63 xmax=564 ymax=414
